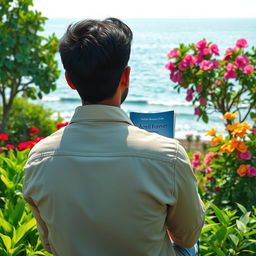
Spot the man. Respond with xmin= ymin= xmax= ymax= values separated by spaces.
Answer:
xmin=23 ymin=18 xmax=205 ymax=256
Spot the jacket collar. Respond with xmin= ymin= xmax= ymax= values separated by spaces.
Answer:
xmin=70 ymin=105 xmax=133 ymax=125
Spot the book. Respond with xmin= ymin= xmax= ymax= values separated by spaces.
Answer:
xmin=130 ymin=110 xmax=175 ymax=138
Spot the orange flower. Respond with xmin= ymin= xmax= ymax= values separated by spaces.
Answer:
xmin=226 ymin=122 xmax=252 ymax=138
xmin=232 ymin=122 xmax=252 ymax=138
xmin=236 ymin=141 xmax=248 ymax=153
xmin=210 ymin=134 xmax=223 ymax=146
xmin=223 ymin=112 xmax=239 ymax=121
xmin=206 ymin=128 xmax=217 ymax=137
xmin=237 ymin=164 xmax=250 ymax=176
xmin=220 ymin=138 xmax=238 ymax=154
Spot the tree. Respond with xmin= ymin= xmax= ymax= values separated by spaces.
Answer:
xmin=0 ymin=0 xmax=60 ymax=132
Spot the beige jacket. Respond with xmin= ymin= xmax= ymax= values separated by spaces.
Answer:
xmin=23 ymin=105 xmax=205 ymax=256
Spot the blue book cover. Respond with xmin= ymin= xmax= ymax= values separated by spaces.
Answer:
xmin=130 ymin=111 xmax=175 ymax=138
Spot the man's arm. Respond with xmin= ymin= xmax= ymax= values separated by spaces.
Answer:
xmin=23 ymin=196 xmax=52 ymax=253
xmin=167 ymin=143 xmax=205 ymax=248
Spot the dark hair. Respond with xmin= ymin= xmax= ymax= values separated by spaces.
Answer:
xmin=59 ymin=18 xmax=133 ymax=103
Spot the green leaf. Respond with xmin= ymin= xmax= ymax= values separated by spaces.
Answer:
xmin=236 ymin=220 xmax=247 ymax=233
xmin=210 ymin=203 xmax=229 ymax=226
xmin=215 ymin=226 xmax=228 ymax=242
xmin=239 ymin=212 xmax=250 ymax=226
xmin=202 ymin=223 xmax=220 ymax=233
xmin=0 ymin=217 xmax=12 ymax=233
xmin=15 ymin=218 xmax=36 ymax=245
xmin=9 ymin=200 xmax=25 ymax=226
xmin=236 ymin=203 xmax=247 ymax=214
xmin=229 ymin=234 xmax=239 ymax=247
xmin=0 ymin=234 xmax=12 ymax=251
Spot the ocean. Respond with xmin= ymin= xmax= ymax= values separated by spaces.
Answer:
xmin=37 ymin=18 xmax=256 ymax=139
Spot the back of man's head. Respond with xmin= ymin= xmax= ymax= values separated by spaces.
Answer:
xmin=59 ymin=18 xmax=133 ymax=103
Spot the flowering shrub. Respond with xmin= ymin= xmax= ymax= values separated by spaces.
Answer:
xmin=166 ymin=38 xmax=256 ymax=124
xmin=193 ymin=113 xmax=256 ymax=208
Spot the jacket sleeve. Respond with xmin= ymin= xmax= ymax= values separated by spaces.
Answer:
xmin=166 ymin=143 xmax=205 ymax=248
xmin=23 ymin=160 xmax=52 ymax=254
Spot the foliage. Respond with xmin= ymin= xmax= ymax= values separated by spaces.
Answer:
xmin=0 ymin=149 xmax=51 ymax=256
xmin=200 ymin=202 xmax=256 ymax=255
xmin=0 ymin=0 xmax=60 ymax=132
xmin=192 ymin=113 xmax=256 ymax=209
xmin=0 ymin=97 xmax=63 ymax=145
xmin=165 ymin=38 xmax=256 ymax=124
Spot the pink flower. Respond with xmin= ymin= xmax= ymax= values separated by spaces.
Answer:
xmin=205 ymin=176 xmax=214 ymax=181
xmin=225 ymin=47 xmax=237 ymax=54
xmin=212 ymin=60 xmax=220 ymax=69
xmin=192 ymin=159 xmax=200 ymax=168
xmin=201 ymin=47 xmax=212 ymax=56
xmin=251 ymin=128 xmax=256 ymax=133
xmin=194 ymin=54 xmax=204 ymax=65
xmin=210 ymin=44 xmax=220 ymax=55
xmin=167 ymin=49 xmax=180 ymax=58
xmin=223 ymin=55 xmax=231 ymax=61
xmin=226 ymin=63 xmax=236 ymax=72
xmin=203 ymin=152 xmax=214 ymax=166
xmin=187 ymin=89 xmax=193 ymax=95
xmin=195 ymin=165 xmax=203 ymax=172
xmin=200 ymin=60 xmax=214 ymax=71
xmin=214 ymin=186 xmax=221 ymax=192
xmin=199 ymin=97 xmax=207 ymax=105
xmin=195 ymin=40 xmax=207 ymax=50
xmin=5 ymin=144 xmax=15 ymax=149
xmin=165 ymin=61 xmax=176 ymax=71
xmin=238 ymin=151 xmax=252 ymax=160
xmin=243 ymin=65 xmax=254 ymax=74
xmin=205 ymin=167 xmax=212 ymax=174
xmin=186 ymin=94 xmax=193 ymax=102
xmin=236 ymin=38 xmax=249 ymax=48
xmin=235 ymin=55 xmax=249 ymax=68
xmin=193 ymin=152 xmax=201 ymax=160
xmin=194 ymin=107 xmax=200 ymax=116
xmin=196 ymin=85 xmax=203 ymax=93
xmin=215 ymin=80 xmax=222 ymax=85
xmin=247 ymin=166 xmax=256 ymax=177
xmin=224 ymin=71 xmax=237 ymax=79
xmin=178 ymin=55 xmax=195 ymax=71
xmin=0 ymin=133 xmax=8 ymax=141
xmin=224 ymin=63 xmax=237 ymax=79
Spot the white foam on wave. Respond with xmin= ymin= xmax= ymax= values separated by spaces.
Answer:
xmin=148 ymin=100 xmax=192 ymax=107
xmin=42 ymin=96 xmax=61 ymax=101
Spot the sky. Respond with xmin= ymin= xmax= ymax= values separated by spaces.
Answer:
xmin=33 ymin=0 xmax=256 ymax=19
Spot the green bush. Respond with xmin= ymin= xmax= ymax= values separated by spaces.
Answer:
xmin=0 ymin=98 xmax=62 ymax=145
xmin=200 ymin=202 xmax=256 ymax=255
xmin=0 ymin=149 xmax=51 ymax=256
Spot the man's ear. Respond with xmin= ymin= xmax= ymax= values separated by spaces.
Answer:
xmin=65 ymin=72 xmax=76 ymax=90
xmin=120 ymin=66 xmax=131 ymax=88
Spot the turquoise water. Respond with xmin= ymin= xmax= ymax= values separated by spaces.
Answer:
xmin=38 ymin=18 xmax=256 ymax=139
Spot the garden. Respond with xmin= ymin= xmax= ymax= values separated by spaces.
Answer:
xmin=1 ymin=0 xmax=256 ymax=255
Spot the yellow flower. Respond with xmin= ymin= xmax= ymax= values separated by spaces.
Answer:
xmin=237 ymin=164 xmax=250 ymax=177
xmin=225 ymin=124 xmax=237 ymax=132
xmin=205 ymin=128 xmax=217 ymax=136
xmin=220 ymin=138 xmax=238 ymax=154
xmin=236 ymin=141 xmax=248 ymax=153
xmin=223 ymin=112 xmax=239 ymax=121
xmin=210 ymin=134 xmax=223 ymax=146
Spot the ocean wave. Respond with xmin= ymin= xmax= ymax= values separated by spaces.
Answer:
xmin=42 ymin=96 xmax=192 ymax=107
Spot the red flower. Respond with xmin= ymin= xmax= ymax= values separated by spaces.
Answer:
xmin=56 ymin=122 xmax=69 ymax=130
xmin=5 ymin=144 xmax=15 ymax=149
xmin=0 ymin=133 xmax=9 ymax=141
xmin=17 ymin=141 xmax=34 ymax=151
xmin=29 ymin=127 xmax=40 ymax=133
xmin=0 ymin=148 xmax=4 ymax=152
